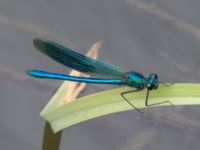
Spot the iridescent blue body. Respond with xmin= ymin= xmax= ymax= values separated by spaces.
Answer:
xmin=28 ymin=38 xmax=159 ymax=91
xmin=28 ymin=38 xmax=166 ymax=112
xmin=28 ymin=70 xmax=123 ymax=84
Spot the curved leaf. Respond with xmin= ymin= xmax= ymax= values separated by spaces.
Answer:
xmin=40 ymin=84 xmax=200 ymax=133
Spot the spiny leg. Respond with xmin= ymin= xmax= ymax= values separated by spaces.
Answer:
xmin=120 ymin=89 xmax=143 ymax=113
xmin=145 ymin=90 xmax=174 ymax=107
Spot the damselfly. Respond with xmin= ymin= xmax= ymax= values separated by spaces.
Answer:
xmin=28 ymin=38 xmax=173 ymax=113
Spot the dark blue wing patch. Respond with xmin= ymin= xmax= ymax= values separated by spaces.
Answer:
xmin=34 ymin=38 xmax=126 ymax=78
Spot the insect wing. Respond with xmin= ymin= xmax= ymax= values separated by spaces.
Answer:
xmin=34 ymin=38 xmax=126 ymax=78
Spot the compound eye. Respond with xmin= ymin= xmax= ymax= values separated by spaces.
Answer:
xmin=154 ymin=74 xmax=158 ymax=79
xmin=150 ymin=73 xmax=158 ymax=79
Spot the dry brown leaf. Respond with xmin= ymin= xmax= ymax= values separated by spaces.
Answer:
xmin=59 ymin=41 xmax=102 ymax=105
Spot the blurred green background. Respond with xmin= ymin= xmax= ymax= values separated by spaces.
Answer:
xmin=1 ymin=0 xmax=200 ymax=150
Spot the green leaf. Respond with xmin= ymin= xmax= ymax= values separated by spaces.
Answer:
xmin=40 ymin=84 xmax=200 ymax=133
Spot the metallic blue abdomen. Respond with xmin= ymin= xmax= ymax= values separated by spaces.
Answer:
xmin=126 ymin=71 xmax=146 ymax=89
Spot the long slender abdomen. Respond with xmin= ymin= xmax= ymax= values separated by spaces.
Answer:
xmin=27 ymin=70 xmax=123 ymax=85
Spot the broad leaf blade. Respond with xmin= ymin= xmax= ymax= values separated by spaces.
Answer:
xmin=41 ymin=84 xmax=200 ymax=133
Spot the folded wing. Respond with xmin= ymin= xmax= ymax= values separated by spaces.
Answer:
xmin=34 ymin=38 xmax=126 ymax=79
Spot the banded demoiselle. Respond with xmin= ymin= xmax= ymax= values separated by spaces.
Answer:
xmin=28 ymin=38 xmax=173 ymax=113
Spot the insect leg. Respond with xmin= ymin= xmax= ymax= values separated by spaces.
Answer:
xmin=120 ymin=89 xmax=143 ymax=113
xmin=160 ymin=82 xmax=175 ymax=87
xmin=145 ymin=90 xmax=174 ymax=107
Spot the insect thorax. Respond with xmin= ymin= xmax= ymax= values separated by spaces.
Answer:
xmin=126 ymin=71 xmax=146 ymax=89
